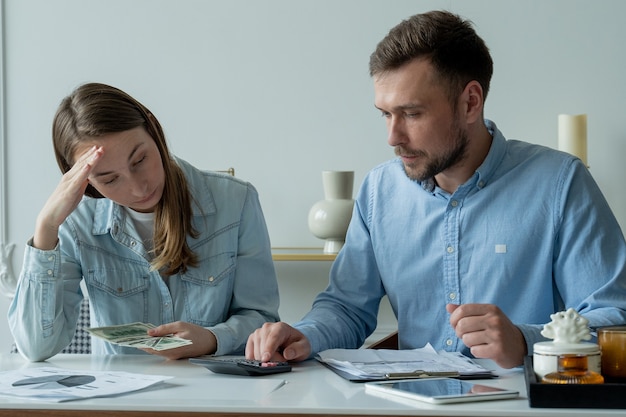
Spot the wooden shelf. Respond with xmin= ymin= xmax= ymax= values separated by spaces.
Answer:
xmin=271 ymin=247 xmax=337 ymax=261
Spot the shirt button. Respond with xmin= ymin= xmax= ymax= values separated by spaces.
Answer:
xmin=208 ymin=276 xmax=214 ymax=282
xmin=447 ymin=246 xmax=454 ymax=253
xmin=47 ymin=256 xmax=54 ymax=261
xmin=449 ymin=293 xmax=456 ymax=300
xmin=47 ymin=270 xmax=53 ymax=275
xmin=130 ymin=241 xmax=137 ymax=247
xmin=450 ymin=200 xmax=458 ymax=207
xmin=446 ymin=339 xmax=453 ymax=346
xmin=478 ymin=181 xmax=485 ymax=187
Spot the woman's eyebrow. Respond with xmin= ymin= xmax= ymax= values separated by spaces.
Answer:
xmin=92 ymin=143 xmax=142 ymax=178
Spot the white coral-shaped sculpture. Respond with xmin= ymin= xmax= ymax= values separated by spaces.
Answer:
xmin=541 ymin=308 xmax=591 ymax=344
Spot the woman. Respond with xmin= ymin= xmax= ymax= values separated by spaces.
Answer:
xmin=8 ymin=83 xmax=280 ymax=361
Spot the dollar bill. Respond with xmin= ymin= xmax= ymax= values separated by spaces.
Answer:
xmin=87 ymin=322 xmax=192 ymax=351
xmin=150 ymin=337 xmax=193 ymax=351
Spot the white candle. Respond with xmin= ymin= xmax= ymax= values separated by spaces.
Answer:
xmin=558 ymin=114 xmax=587 ymax=166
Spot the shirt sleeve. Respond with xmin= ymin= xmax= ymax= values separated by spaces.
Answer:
xmin=7 ymin=238 xmax=84 ymax=361
xmin=549 ymin=159 xmax=626 ymax=334
xmin=295 ymin=179 xmax=386 ymax=357
xmin=207 ymin=183 xmax=280 ymax=355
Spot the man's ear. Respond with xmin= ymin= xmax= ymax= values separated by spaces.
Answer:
xmin=459 ymin=80 xmax=484 ymax=124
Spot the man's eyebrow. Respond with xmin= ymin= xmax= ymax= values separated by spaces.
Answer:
xmin=375 ymin=103 xmax=423 ymax=112
xmin=92 ymin=143 xmax=142 ymax=178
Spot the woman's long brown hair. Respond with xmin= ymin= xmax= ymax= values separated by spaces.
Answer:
xmin=52 ymin=82 xmax=198 ymax=275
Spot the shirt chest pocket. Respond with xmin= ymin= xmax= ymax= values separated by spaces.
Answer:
xmin=178 ymin=252 xmax=235 ymax=326
xmin=86 ymin=264 xmax=150 ymax=298
xmin=180 ymin=252 xmax=235 ymax=288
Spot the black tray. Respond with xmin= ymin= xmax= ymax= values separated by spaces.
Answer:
xmin=524 ymin=357 xmax=626 ymax=409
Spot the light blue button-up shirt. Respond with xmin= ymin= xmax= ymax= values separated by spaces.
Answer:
xmin=9 ymin=158 xmax=280 ymax=361
xmin=296 ymin=120 xmax=626 ymax=359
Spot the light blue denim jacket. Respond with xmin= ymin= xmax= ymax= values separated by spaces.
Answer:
xmin=9 ymin=157 xmax=279 ymax=361
xmin=296 ymin=120 xmax=626 ymax=359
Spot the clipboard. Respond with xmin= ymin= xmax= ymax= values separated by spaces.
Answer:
xmin=317 ymin=359 xmax=496 ymax=382
xmin=315 ymin=346 xmax=497 ymax=382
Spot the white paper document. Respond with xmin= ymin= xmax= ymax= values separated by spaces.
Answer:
xmin=0 ymin=367 xmax=173 ymax=402
xmin=316 ymin=343 xmax=494 ymax=381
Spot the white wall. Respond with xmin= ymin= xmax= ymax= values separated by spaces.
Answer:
xmin=2 ymin=0 xmax=626 ymax=354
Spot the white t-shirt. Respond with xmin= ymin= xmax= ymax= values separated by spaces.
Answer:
xmin=124 ymin=207 xmax=155 ymax=254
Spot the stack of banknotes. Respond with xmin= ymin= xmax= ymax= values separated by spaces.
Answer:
xmin=87 ymin=322 xmax=192 ymax=351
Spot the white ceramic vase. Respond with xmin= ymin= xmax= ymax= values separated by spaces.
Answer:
xmin=308 ymin=171 xmax=355 ymax=253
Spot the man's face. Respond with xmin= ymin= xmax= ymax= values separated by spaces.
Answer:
xmin=374 ymin=58 xmax=468 ymax=181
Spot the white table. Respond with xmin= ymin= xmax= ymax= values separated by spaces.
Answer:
xmin=0 ymin=353 xmax=621 ymax=416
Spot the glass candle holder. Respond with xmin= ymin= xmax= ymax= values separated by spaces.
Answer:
xmin=598 ymin=325 xmax=626 ymax=382
xmin=541 ymin=354 xmax=604 ymax=384
xmin=533 ymin=341 xmax=601 ymax=379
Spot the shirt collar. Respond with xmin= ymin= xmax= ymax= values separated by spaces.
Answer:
xmin=420 ymin=119 xmax=505 ymax=194
xmin=475 ymin=119 xmax=506 ymax=191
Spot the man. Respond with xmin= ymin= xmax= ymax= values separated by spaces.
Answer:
xmin=246 ymin=10 xmax=626 ymax=369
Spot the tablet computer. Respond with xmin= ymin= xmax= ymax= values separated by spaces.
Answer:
xmin=365 ymin=377 xmax=519 ymax=404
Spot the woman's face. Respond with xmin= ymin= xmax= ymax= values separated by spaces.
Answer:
xmin=74 ymin=126 xmax=165 ymax=213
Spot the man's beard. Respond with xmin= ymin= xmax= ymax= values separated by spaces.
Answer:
xmin=395 ymin=120 xmax=469 ymax=182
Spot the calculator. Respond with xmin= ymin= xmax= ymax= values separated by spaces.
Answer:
xmin=189 ymin=357 xmax=292 ymax=376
